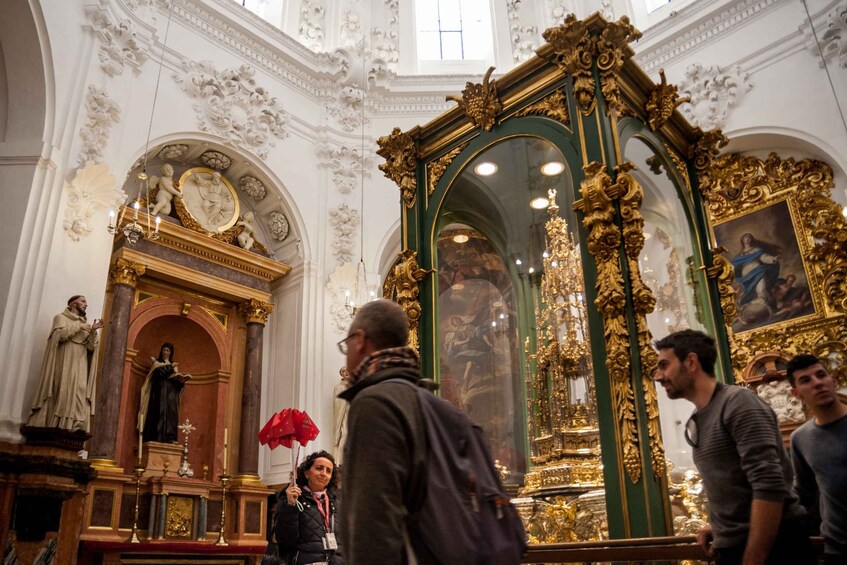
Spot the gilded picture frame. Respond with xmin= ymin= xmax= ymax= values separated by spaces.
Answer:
xmin=700 ymin=152 xmax=847 ymax=384
xmin=175 ymin=167 xmax=240 ymax=234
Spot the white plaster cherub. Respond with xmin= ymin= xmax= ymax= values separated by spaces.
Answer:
xmin=148 ymin=163 xmax=181 ymax=217
xmin=236 ymin=211 xmax=257 ymax=250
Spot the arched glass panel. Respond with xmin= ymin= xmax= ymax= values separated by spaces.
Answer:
xmin=435 ymin=137 xmax=606 ymax=538
xmin=624 ymin=137 xmax=709 ymax=475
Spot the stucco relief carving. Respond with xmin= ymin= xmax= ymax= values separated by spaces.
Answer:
xmin=549 ymin=0 xmax=578 ymax=26
xmin=677 ymin=63 xmax=752 ymax=131
xmin=325 ymin=42 xmax=389 ymax=132
xmin=240 ymin=176 xmax=266 ymax=200
xmin=200 ymin=150 xmax=232 ymax=170
xmin=268 ymin=210 xmax=290 ymax=241
xmin=756 ymin=380 xmax=806 ymax=425
xmin=341 ymin=8 xmax=364 ymax=48
xmin=317 ymin=144 xmax=372 ymax=194
xmin=299 ymin=0 xmax=326 ymax=52
xmin=158 ymin=144 xmax=189 ymax=160
xmin=808 ymin=2 xmax=847 ymax=68
xmin=329 ymin=204 xmax=361 ymax=263
xmin=174 ymin=61 xmax=289 ymax=159
xmin=89 ymin=13 xmax=148 ymax=77
xmin=507 ymin=0 xmax=539 ymax=63
xmin=77 ymin=85 xmax=121 ymax=167
xmin=326 ymin=262 xmax=358 ymax=334
xmin=371 ymin=28 xmax=399 ymax=65
xmin=63 ymin=162 xmax=125 ymax=241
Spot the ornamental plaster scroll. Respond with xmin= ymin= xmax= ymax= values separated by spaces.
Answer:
xmin=174 ymin=61 xmax=289 ymax=160
xmin=200 ymin=150 xmax=232 ymax=170
xmin=325 ymin=42 xmax=390 ymax=132
xmin=808 ymin=2 xmax=847 ymax=68
xmin=370 ymin=0 xmax=399 ymax=66
xmin=677 ymin=63 xmax=752 ymax=131
xmin=77 ymin=85 xmax=121 ymax=167
xmin=507 ymin=0 xmax=539 ymax=63
xmin=88 ymin=12 xmax=148 ymax=77
xmin=549 ymin=0 xmax=579 ymax=26
xmin=158 ymin=144 xmax=189 ymax=160
xmin=268 ymin=210 xmax=290 ymax=241
xmin=63 ymin=162 xmax=126 ymax=241
xmin=326 ymin=262 xmax=358 ymax=334
xmin=329 ymin=204 xmax=361 ymax=263
xmin=316 ymin=143 xmax=374 ymax=194
xmin=300 ymin=0 xmax=326 ymax=52
xmin=755 ymin=379 xmax=806 ymax=425
xmin=341 ymin=7 xmax=365 ymax=49
xmin=240 ymin=176 xmax=266 ymax=200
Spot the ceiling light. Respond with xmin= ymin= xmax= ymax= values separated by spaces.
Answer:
xmin=453 ymin=234 xmax=469 ymax=243
xmin=474 ymin=162 xmax=498 ymax=176
xmin=530 ymin=197 xmax=550 ymax=209
xmin=541 ymin=161 xmax=565 ymax=176
xmin=515 ymin=259 xmax=522 ymax=265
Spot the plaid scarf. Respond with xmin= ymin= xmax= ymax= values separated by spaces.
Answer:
xmin=352 ymin=346 xmax=419 ymax=382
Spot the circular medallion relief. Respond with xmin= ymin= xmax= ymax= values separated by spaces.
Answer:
xmin=177 ymin=167 xmax=240 ymax=234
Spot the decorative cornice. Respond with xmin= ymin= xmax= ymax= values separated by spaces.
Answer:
xmin=239 ymin=298 xmax=274 ymax=324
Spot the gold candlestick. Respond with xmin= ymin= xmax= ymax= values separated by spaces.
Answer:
xmin=214 ymin=473 xmax=231 ymax=546
xmin=129 ymin=463 xmax=146 ymax=543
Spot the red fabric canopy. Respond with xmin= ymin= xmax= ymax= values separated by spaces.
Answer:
xmin=258 ymin=408 xmax=319 ymax=449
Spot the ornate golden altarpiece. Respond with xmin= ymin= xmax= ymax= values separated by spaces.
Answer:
xmin=377 ymin=12 xmax=846 ymax=545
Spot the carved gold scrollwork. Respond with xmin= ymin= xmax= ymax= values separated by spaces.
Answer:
xmin=109 ymin=257 xmax=146 ymax=287
xmin=595 ymin=16 xmax=642 ymax=115
xmin=514 ymin=89 xmax=570 ymax=125
xmin=377 ymin=127 xmax=418 ymax=208
xmin=691 ymin=129 xmax=729 ymax=199
xmin=576 ymin=161 xmax=641 ymax=483
xmin=446 ymin=67 xmax=502 ymax=132
xmin=646 ymin=69 xmax=690 ymax=131
xmin=542 ymin=15 xmax=595 ymax=110
xmin=662 ymin=143 xmax=692 ymax=195
xmin=391 ymin=249 xmax=433 ymax=352
xmin=427 ymin=143 xmax=468 ymax=197
xmin=616 ymin=163 xmax=666 ymax=481
xmin=239 ymin=298 xmax=274 ymax=324
xmin=706 ymin=248 xmax=747 ymax=382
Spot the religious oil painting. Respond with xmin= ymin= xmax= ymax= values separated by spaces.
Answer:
xmin=436 ymin=225 xmax=524 ymax=480
xmin=713 ymin=199 xmax=814 ymax=333
xmin=178 ymin=167 xmax=240 ymax=233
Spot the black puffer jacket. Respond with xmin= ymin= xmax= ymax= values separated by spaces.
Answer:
xmin=275 ymin=489 xmax=344 ymax=565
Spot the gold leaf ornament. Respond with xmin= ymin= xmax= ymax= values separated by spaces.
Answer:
xmin=377 ymin=128 xmax=419 ymax=208
xmin=646 ymin=69 xmax=690 ymax=131
xmin=446 ymin=67 xmax=502 ymax=131
xmin=542 ymin=15 xmax=595 ymax=110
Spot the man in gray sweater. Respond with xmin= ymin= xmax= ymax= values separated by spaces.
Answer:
xmin=654 ymin=330 xmax=815 ymax=565
xmin=788 ymin=353 xmax=847 ymax=565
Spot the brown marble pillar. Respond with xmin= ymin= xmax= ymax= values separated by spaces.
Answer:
xmin=89 ymin=258 xmax=145 ymax=463
xmin=236 ymin=299 xmax=273 ymax=477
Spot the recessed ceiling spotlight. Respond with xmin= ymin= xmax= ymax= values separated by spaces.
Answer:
xmin=453 ymin=233 xmax=469 ymax=243
xmin=530 ymin=197 xmax=550 ymax=209
xmin=541 ymin=161 xmax=565 ymax=176
xmin=474 ymin=162 xmax=498 ymax=176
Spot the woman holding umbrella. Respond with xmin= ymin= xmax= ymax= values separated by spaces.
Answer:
xmin=274 ymin=450 xmax=344 ymax=564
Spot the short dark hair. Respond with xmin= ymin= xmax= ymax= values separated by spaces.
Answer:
xmin=349 ymin=299 xmax=409 ymax=350
xmin=67 ymin=295 xmax=83 ymax=306
xmin=654 ymin=329 xmax=717 ymax=376
xmin=296 ymin=450 xmax=337 ymax=491
xmin=786 ymin=354 xmax=822 ymax=387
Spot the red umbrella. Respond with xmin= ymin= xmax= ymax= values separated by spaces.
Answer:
xmin=258 ymin=408 xmax=320 ymax=485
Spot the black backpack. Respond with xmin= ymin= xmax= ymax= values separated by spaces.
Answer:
xmin=391 ymin=379 xmax=528 ymax=565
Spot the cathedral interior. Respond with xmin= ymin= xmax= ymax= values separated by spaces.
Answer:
xmin=0 ymin=0 xmax=845 ymax=563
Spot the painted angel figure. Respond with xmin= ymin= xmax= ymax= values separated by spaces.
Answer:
xmin=148 ymin=163 xmax=182 ymax=217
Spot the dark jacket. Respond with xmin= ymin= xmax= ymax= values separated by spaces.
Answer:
xmin=275 ymin=489 xmax=344 ymax=565
xmin=338 ymin=366 xmax=433 ymax=565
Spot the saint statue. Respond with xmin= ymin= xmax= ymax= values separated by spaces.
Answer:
xmin=333 ymin=367 xmax=351 ymax=465
xmin=27 ymin=295 xmax=103 ymax=432
xmin=138 ymin=342 xmax=191 ymax=443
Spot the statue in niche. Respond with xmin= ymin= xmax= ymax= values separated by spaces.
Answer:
xmin=27 ymin=295 xmax=103 ymax=432
xmin=148 ymin=163 xmax=182 ymax=217
xmin=195 ymin=171 xmax=235 ymax=231
xmin=236 ymin=211 xmax=257 ymax=250
xmin=333 ymin=367 xmax=351 ymax=465
xmin=138 ymin=342 xmax=191 ymax=443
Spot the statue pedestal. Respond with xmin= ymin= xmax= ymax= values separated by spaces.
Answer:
xmin=141 ymin=441 xmax=183 ymax=478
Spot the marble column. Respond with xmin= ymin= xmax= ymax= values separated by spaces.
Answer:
xmin=236 ymin=299 xmax=273 ymax=477
xmin=89 ymin=258 xmax=145 ymax=462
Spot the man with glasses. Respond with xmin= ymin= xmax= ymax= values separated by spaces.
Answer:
xmin=336 ymin=299 xmax=430 ymax=564
xmin=653 ymin=329 xmax=814 ymax=565
xmin=787 ymin=354 xmax=847 ymax=564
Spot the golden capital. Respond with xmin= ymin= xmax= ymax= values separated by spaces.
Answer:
xmin=109 ymin=258 xmax=146 ymax=287
xmin=239 ymin=298 xmax=274 ymax=324
xmin=377 ymin=127 xmax=418 ymax=208
xmin=542 ymin=15 xmax=595 ymax=109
